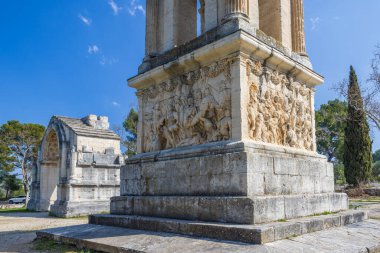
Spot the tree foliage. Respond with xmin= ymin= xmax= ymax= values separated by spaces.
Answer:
xmin=0 ymin=121 xmax=45 ymax=195
xmin=343 ymin=66 xmax=373 ymax=187
xmin=0 ymin=144 xmax=15 ymax=172
xmin=316 ymin=99 xmax=347 ymax=163
xmin=2 ymin=174 xmax=20 ymax=199
xmin=373 ymin=149 xmax=380 ymax=162
xmin=373 ymin=161 xmax=380 ymax=181
xmin=120 ymin=108 xmax=138 ymax=157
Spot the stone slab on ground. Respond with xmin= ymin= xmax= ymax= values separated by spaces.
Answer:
xmin=89 ymin=210 xmax=367 ymax=244
xmin=37 ymin=219 xmax=380 ymax=253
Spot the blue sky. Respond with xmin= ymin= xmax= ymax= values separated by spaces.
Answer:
xmin=0 ymin=0 xmax=379 ymax=151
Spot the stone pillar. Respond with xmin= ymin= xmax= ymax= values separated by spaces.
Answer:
xmin=202 ymin=0 xmax=223 ymax=33
xmin=145 ymin=0 xmax=159 ymax=57
xmin=291 ymin=0 xmax=307 ymax=55
xmin=224 ymin=0 xmax=250 ymax=21
xmin=159 ymin=0 xmax=197 ymax=53
xmin=258 ymin=0 xmax=292 ymax=50
xmin=199 ymin=0 xmax=205 ymax=34
xmin=248 ymin=0 xmax=260 ymax=28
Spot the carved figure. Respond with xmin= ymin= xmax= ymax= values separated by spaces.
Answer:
xmin=246 ymin=59 xmax=314 ymax=150
xmin=138 ymin=58 xmax=235 ymax=152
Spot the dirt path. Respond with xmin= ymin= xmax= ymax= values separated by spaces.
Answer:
xmin=0 ymin=212 xmax=87 ymax=253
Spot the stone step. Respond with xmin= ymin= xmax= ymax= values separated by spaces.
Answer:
xmin=89 ymin=210 xmax=367 ymax=244
xmin=37 ymin=219 xmax=380 ymax=253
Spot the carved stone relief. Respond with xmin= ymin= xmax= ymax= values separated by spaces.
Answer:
xmin=138 ymin=58 xmax=234 ymax=152
xmin=246 ymin=59 xmax=314 ymax=151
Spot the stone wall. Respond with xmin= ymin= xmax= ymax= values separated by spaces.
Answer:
xmin=76 ymin=136 xmax=121 ymax=154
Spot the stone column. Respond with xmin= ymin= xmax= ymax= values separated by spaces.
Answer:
xmin=145 ymin=0 xmax=159 ymax=57
xmin=291 ymin=0 xmax=307 ymax=55
xmin=248 ymin=0 xmax=260 ymax=28
xmin=199 ymin=0 xmax=205 ymax=34
xmin=224 ymin=0 xmax=250 ymax=21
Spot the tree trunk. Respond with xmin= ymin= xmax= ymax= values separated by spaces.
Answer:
xmin=21 ymin=157 xmax=29 ymax=196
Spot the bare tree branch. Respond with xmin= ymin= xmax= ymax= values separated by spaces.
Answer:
xmin=333 ymin=46 xmax=380 ymax=132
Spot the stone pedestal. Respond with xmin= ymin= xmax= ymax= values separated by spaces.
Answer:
xmin=111 ymin=141 xmax=347 ymax=224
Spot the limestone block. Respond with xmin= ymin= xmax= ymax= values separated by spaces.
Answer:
xmin=253 ymin=196 xmax=285 ymax=223
xmin=93 ymin=153 xmax=118 ymax=166
xmin=247 ymin=153 xmax=273 ymax=174
xmin=77 ymin=153 xmax=93 ymax=166
xmin=274 ymin=223 xmax=302 ymax=241
xmin=273 ymin=157 xmax=298 ymax=175
xmin=247 ymin=172 xmax=265 ymax=195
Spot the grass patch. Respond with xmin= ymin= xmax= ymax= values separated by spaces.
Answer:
xmin=312 ymin=211 xmax=339 ymax=217
xmin=48 ymin=212 xmax=89 ymax=220
xmin=33 ymin=238 xmax=98 ymax=253
xmin=0 ymin=206 xmax=29 ymax=213
xmin=350 ymin=198 xmax=380 ymax=203
xmin=277 ymin=218 xmax=287 ymax=222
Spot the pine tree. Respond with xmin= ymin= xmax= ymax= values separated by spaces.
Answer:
xmin=343 ymin=66 xmax=373 ymax=187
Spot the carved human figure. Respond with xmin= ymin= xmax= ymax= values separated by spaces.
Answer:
xmin=286 ymin=124 xmax=297 ymax=147
xmin=191 ymin=88 xmax=218 ymax=142
xmin=217 ymin=87 xmax=232 ymax=140
xmin=245 ymin=59 xmax=315 ymax=150
xmin=138 ymin=58 xmax=237 ymax=152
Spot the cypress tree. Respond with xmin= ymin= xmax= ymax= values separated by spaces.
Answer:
xmin=343 ymin=66 xmax=372 ymax=187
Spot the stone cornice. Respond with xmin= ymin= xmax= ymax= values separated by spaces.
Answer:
xmin=129 ymin=29 xmax=323 ymax=90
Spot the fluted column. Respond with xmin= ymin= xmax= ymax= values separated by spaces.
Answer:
xmin=224 ymin=0 xmax=250 ymax=21
xmin=291 ymin=0 xmax=307 ymax=55
xmin=145 ymin=0 xmax=159 ymax=57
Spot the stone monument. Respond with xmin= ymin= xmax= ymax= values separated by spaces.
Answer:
xmin=28 ymin=115 xmax=123 ymax=217
xmin=90 ymin=0 xmax=366 ymax=244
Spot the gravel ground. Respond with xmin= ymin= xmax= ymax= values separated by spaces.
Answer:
xmin=0 ymin=212 xmax=87 ymax=253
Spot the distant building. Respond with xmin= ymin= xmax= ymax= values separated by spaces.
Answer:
xmin=28 ymin=115 xmax=123 ymax=217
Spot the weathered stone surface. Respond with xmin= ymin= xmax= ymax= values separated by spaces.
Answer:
xmin=90 ymin=210 xmax=366 ymax=244
xmin=28 ymin=115 xmax=123 ymax=217
xmin=110 ymin=194 xmax=348 ymax=225
xmin=39 ymin=214 xmax=379 ymax=253
xmin=121 ymin=141 xmax=337 ymax=197
xmin=116 ymin=141 xmax=347 ymax=224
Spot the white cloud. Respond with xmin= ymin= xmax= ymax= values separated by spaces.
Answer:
xmin=78 ymin=14 xmax=92 ymax=25
xmin=112 ymin=101 xmax=121 ymax=107
xmin=127 ymin=0 xmax=145 ymax=16
xmin=108 ymin=0 xmax=121 ymax=15
xmin=86 ymin=44 xmax=118 ymax=66
xmin=99 ymin=55 xmax=119 ymax=65
xmin=88 ymin=45 xmax=99 ymax=54
xmin=310 ymin=17 xmax=320 ymax=30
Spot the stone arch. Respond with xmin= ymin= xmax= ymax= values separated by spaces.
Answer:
xmin=43 ymin=129 xmax=59 ymax=162
xmin=39 ymin=128 xmax=61 ymax=211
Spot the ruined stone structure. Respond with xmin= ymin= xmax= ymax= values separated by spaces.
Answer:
xmin=89 ymin=0 xmax=359 ymax=243
xmin=28 ymin=115 xmax=123 ymax=217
